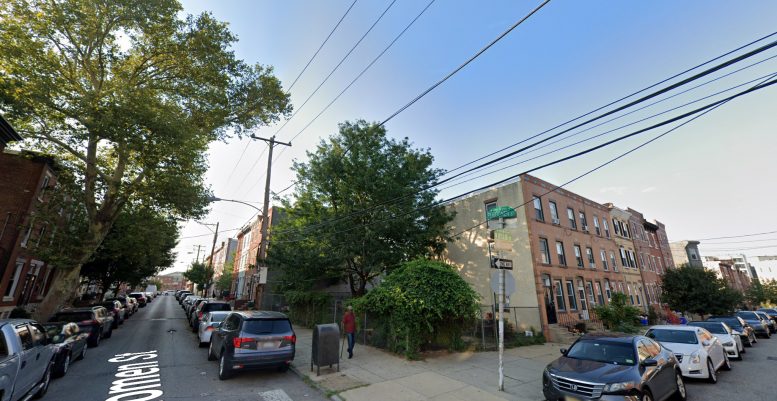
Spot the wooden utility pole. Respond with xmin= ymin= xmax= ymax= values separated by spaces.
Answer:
xmin=206 ymin=222 xmax=220 ymax=297
xmin=250 ymin=135 xmax=290 ymax=307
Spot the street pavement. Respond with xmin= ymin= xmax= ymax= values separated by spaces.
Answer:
xmin=46 ymin=294 xmax=327 ymax=401
xmin=684 ymin=336 xmax=777 ymax=401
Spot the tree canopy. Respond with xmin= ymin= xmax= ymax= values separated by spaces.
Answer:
xmin=269 ymin=121 xmax=454 ymax=296
xmin=183 ymin=261 xmax=213 ymax=296
xmin=661 ymin=264 xmax=744 ymax=317
xmin=0 ymin=0 xmax=290 ymax=313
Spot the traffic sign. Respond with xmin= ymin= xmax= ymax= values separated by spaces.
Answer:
xmin=491 ymin=258 xmax=513 ymax=270
xmin=490 ymin=270 xmax=516 ymax=296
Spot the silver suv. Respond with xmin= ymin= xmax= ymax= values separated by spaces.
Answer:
xmin=207 ymin=311 xmax=295 ymax=380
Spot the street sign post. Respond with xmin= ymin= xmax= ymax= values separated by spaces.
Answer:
xmin=491 ymin=258 xmax=513 ymax=270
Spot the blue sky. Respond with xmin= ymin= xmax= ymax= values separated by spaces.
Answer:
xmin=168 ymin=0 xmax=777 ymax=272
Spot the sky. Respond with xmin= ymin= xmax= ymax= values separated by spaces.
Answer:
xmin=165 ymin=0 xmax=777 ymax=273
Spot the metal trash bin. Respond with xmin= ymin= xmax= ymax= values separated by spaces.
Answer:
xmin=311 ymin=323 xmax=340 ymax=376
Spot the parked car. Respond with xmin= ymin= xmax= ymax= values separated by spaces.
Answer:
xmin=191 ymin=301 xmax=232 ymax=331
xmin=0 ymin=319 xmax=55 ymax=400
xmin=542 ymin=332 xmax=686 ymax=401
xmin=646 ymin=325 xmax=729 ymax=383
xmin=145 ymin=291 xmax=154 ymax=302
xmin=754 ymin=311 xmax=776 ymax=333
xmin=129 ymin=292 xmax=148 ymax=308
xmin=207 ymin=311 xmax=296 ymax=380
xmin=688 ymin=321 xmax=744 ymax=360
xmin=107 ymin=296 xmax=132 ymax=318
xmin=706 ymin=315 xmax=757 ymax=347
xmin=735 ymin=311 xmax=770 ymax=338
xmin=187 ymin=298 xmax=210 ymax=324
xmin=98 ymin=300 xmax=125 ymax=328
xmin=758 ymin=308 xmax=777 ymax=325
xmin=42 ymin=322 xmax=88 ymax=377
xmin=183 ymin=296 xmax=201 ymax=314
xmin=49 ymin=306 xmax=113 ymax=347
xmin=198 ymin=311 xmax=230 ymax=347
xmin=126 ymin=296 xmax=139 ymax=314
xmin=180 ymin=294 xmax=196 ymax=307
xmin=177 ymin=291 xmax=192 ymax=303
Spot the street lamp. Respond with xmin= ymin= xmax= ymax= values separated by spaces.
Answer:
xmin=206 ymin=195 xmax=262 ymax=213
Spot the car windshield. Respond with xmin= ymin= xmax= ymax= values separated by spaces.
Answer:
xmin=565 ymin=340 xmax=635 ymax=365
xmin=689 ymin=323 xmax=726 ymax=334
xmin=209 ymin=313 xmax=228 ymax=322
xmin=707 ymin=317 xmax=743 ymax=329
xmin=760 ymin=309 xmax=777 ymax=314
xmin=243 ymin=319 xmax=292 ymax=335
xmin=204 ymin=303 xmax=231 ymax=312
xmin=647 ymin=329 xmax=698 ymax=344
xmin=53 ymin=312 xmax=93 ymax=323
xmin=737 ymin=311 xmax=759 ymax=320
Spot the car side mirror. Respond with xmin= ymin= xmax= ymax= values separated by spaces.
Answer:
xmin=702 ymin=340 xmax=711 ymax=347
xmin=641 ymin=358 xmax=658 ymax=367
xmin=560 ymin=348 xmax=568 ymax=356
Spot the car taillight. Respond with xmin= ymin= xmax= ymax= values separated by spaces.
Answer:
xmin=198 ymin=311 xmax=203 ymax=319
xmin=205 ymin=326 xmax=215 ymax=331
xmin=281 ymin=335 xmax=296 ymax=345
xmin=233 ymin=337 xmax=257 ymax=349
xmin=80 ymin=320 xmax=99 ymax=326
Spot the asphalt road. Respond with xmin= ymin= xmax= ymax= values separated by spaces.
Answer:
xmin=684 ymin=334 xmax=777 ymax=401
xmin=46 ymin=294 xmax=327 ymax=401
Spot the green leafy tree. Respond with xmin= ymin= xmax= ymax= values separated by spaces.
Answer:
xmin=79 ymin=205 xmax=178 ymax=299
xmin=593 ymin=292 xmax=642 ymax=333
xmin=270 ymin=121 xmax=454 ymax=296
xmin=0 ymin=0 xmax=290 ymax=315
xmin=661 ymin=264 xmax=743 ymax=317
xmin=352 ymin=259 xmax=479 ymax=358
xmin=214 ymin=261 xmax=234 ymax=294
xmin=746 ymin=279 xmax=777 ymax=307
xmin=183 ymin=261 xmax=213 ymax=296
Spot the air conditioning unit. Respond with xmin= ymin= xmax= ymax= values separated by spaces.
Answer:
xmin=552 ymin=218 xmax=560 ymax=225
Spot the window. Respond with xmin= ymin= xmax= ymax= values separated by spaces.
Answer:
xmin=586 ymin=247 xmax=595 ymax=268
xmin=549 ymin=201 xmax=560 ymax=223
xmin=573 ymin=245 xmax=583 ymax=267
xmin=593 ymin=216 xmax=600 ymax=235
xmin=29 ymin=324 xmax=45 ymax=347
xmin=15 ymin=325 xmax=32 ymax=351
xmin=486 ymin=201 xmax=499 ymax=229
xmin=620 ymin=249 xmax=628 ymax=267
xmin=603 ymin=220 xmax=610 ymax=238
xmin=636 ymin=287 xmax=642 ymax=305
xmin=627 ymin=284 xmax=635 ymax=304
xmin=604 ymin=279 xmax=612 ymax=301
xmin=595 ymin=282 xmax=605 ymax=305
xmin=538 ymin=238 xmax=551 ymax=264
xmin=578 ymin=280 xmax=588 ymax=311
xmin=20 ymin=223 xmax=33 ymax=248
xmin=657 ymin=258 xmax=663 ymax=274
xmin=223 ymin=314 xmax=240 ymax=331
xmin=567 ymin=208 xmax=577 ymax=229
xmin=35 ymin=225 xmax=46 ymax=246
xmin=533 ymin=196 xmax=544 ymax=221
xmin=4 ymin=260 xmax=24 ymax=299
xmin=600 ymin=249 xmax=608 ymax=270
xmin=485 ymin=201 xmax=497 ymax=218
xmin=639 ymin=253 xmax=645 ymax=270
xmin=586 ymin=282 xmax=596 ymax=306
xmin=566 ymin=281 xmax=577 ymax=310
xmin=556 ymin=242 xmax=567 ymax=266
xmin=554 ymin=280 xmax=565 ymax=311
xmin=579 ymin=211 xmax=588 ymax=231
xmin=613 ymin=219 xmax=620 ymax=235
xmin=38 ymin=175 xmax=51 ymax=201
xmin=610 ymin=251 xmax=618 ymax=272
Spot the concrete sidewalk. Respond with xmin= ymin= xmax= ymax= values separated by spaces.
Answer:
xmin=291 ymin=326 xmax=564 ymax=401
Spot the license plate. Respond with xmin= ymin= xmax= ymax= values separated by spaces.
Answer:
xmin=261 ymin=341 xmax=278 ymax=349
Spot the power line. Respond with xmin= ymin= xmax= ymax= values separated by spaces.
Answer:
xmin=270 ymin=46 xmax=777 ymax=236
xmin=700 ymin=244 xmax=777 ymax=252
xmin=286 ymin=0 xmax=359 ymax=92
xmin=698 ymin=230 xmax=777 ymax=241
xmin=701 ymin=237 xmax=777 ymax=245
xmin=272 ymin=0 xmax=438 ymax=163
xmin=272 ymin=0 xmax=398 ymax=138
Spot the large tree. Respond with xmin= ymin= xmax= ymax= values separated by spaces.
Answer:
xmin=270 ymin=121 xmax=454 ymax=296
xmin=0 ymin=0 xmax=290 ymax=315
xmin=661 ymin=264 xmax=744 ymax=317
xmin=183 ymin=261 xmax=213 ymax=296
xmin=80 ymin=205 xmax=179 ymax=300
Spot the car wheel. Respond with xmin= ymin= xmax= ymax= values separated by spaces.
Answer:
xmin=278 ymin=364 xmax=289 ymax=373
xmin=706 ymin=359 xmax=717 ymax=383
xmin=33 ymin=363 xmax=51 ymax=399
xmin=218 ymin=353 xmax=232 ymax=380
xmin=722 ymin=354 xmax=731 ymax=370
xmin=671 ymin=371 xmax=687 ymax=401
xmin=79 ymin=345 xmax=87 ymax=360
xmin=641 ymin=388 xmax=653 ymax=401
xmin=207 ymin=341 xmax=216 ymax=361
xmin=105 ymin=328 xmax=113 ymax=339
xmin=752 ymin=335 xmax=758 ymax=344
xmin=60 ymin=353 xmax=71 ymax=377
xmin=90 ymin=333 xmax=101 ymax=348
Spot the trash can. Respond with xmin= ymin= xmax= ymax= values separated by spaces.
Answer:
xmin=311 ymin=323 xmax=340 ymax=376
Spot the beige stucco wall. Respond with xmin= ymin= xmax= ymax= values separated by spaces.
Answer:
xmin=443 ymin=179 xmax=542 ymax=332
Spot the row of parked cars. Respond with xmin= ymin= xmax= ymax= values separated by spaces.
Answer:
xmin=0 ymin=290 xmax=158 ymax=401
xmin=543 ymin=308 xmax=777 ymax=401
xmin=175 ymin=290 xmax=296 ymax=380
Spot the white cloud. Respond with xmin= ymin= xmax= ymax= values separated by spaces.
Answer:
xmin=641 ymin=186 xmax=657 ymax=193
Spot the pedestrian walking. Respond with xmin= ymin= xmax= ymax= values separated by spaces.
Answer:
xmin=342 ymin=306 xmax=357 ymax=359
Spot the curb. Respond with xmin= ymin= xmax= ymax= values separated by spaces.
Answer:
xmin=289 ymin=364 xmax=345 ymax=401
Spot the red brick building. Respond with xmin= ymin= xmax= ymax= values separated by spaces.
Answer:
xmin=0 ymin=116 xmax=59 ymax=317
xmin=627 ymin=208 xmax=675 ymax=312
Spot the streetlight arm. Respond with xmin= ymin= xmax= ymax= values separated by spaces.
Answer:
xmin=207 ymin=196 xmax=262 ymax=213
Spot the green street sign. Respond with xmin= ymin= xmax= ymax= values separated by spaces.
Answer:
xmin=487 ymin=206 xmax=517 ymax=220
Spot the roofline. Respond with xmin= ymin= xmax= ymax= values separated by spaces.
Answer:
xmin=0 ymin=115 xmax=23 ymax=145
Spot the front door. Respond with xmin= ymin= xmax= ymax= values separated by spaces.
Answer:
xmin=544 ymin=288 xmax=557 ymax=324
xmin=578 ymin=285 xmax=589 ymax=320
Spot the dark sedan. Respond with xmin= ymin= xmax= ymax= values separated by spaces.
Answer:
xmin=43 ymin=322 xmax=89 ymax=377
xmin=543 ymin=333 xmax=686 ymax=401
xmin=735 ymin=311 xmax=770 ymax=338
xmin=707 ymin=315 xmax=757 ymax=347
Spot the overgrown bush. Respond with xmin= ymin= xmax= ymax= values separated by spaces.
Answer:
xmin=352 ymin=259 xmax=480 ymax=359
xmin=592 ymin=292 xmax=641 ymax=333
xmin=284 ymin=290 xmax=332 ymax=328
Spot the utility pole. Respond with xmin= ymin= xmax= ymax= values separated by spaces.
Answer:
xmin=206 ymin=222 xmax=220 ymax=297
xmin=250 ymin=135 xmax=291 ymax=307
xmin=195 ymin=244 xmax=203 ymax=263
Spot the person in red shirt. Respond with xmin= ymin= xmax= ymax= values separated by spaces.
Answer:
xmin=342 ymin=306 xmax=357 ymax=359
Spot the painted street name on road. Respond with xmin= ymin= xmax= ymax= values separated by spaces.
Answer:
xmin=105 ymin=351 xmax=163 ymax=401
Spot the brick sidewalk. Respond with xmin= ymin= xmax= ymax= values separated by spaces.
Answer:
xmin=291 ymin=326 xmax=564 ymax=401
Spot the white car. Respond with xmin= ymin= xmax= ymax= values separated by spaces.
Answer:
xmin=198 ymin=311 xmax=230 ymax=347
xmin=646 ymin=325 xmax=730 ymax=383
xmin=688 ymin=321 xmax=744 ymax=360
